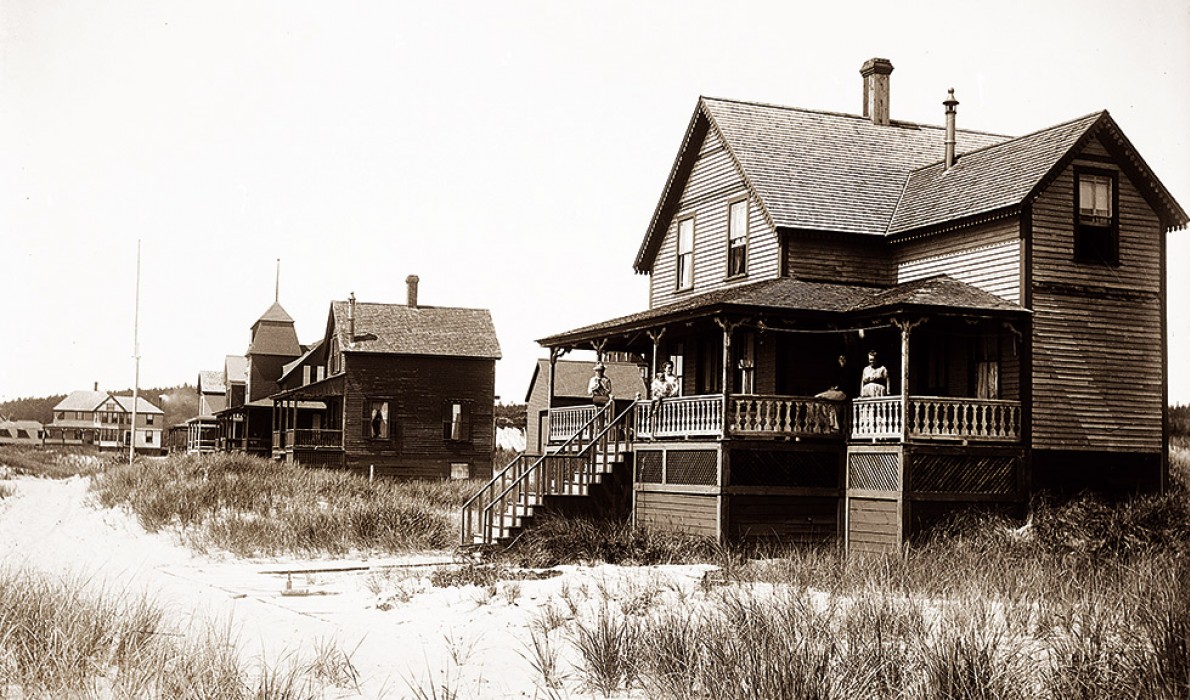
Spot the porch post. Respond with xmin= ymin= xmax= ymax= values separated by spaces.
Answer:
xmin=646 ymin=328 xmax=666 ymax=398
xmin=900 ymin=323 xmax=910 ymax=443
xmin=716 ymin=317 xmax=734 ymax=437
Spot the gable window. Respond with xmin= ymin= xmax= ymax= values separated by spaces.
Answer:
xmin=329 ymin=338 xmax=342 ymax=374
xmin=1074 ymin=169 xmax=1118 ymax=265
xmin=727 ymin=199 xmax=748 ymax=277
xmin=443 ymin=400 xmax=472 ymax=442
xmin=676 ymin=217 xmax=694 ymax=290
xmin=367 ymin=400 xmax=390 ymax=440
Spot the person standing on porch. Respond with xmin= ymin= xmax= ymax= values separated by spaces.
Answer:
xmin=588 ymin=363 xmax=612 ymax=406
xmin=860 ymin=351 xmax=890 ymax=397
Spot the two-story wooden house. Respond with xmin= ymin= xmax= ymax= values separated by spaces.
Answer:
xmin=271 ymin=276 xmax=502 ymax=480
xmin=46 ymin=389 xmax=165 ymax=453
xmin=464 ymin=58 xmax=1186 ymax=553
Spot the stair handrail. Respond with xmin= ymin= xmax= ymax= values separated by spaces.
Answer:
xmin=460 ymin=401 xmax=616 ymax=545
xmin=463 ymin=400 xmax=634 ymax=545
xmin=481 ymin=399 xmax=635 ymax=543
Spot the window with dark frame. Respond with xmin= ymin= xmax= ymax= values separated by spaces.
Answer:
xmin=367 ymin=400 xmax=390 ymax=440
xmin=676 ymin=217 xmax=694 ymax=290
xmin=443 ymin=401 xmax=471 ymax=442
xmin=727 ymin=199 xmax=748 ymax=277
xmin=1074 ymin=169 xmax=1118 ymax=265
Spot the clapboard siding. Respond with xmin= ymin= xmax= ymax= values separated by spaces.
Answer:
xmin=650 ymin=129 xmax=779 ymax=308
xmin=786 ymin=233 xmax=894 ymax=285
xmin=1029 ymin=137 xmax=1164 ymax=452
xmin=1030 ymin=292 xmax=1162 ymax=451
xmin=635 ymin=490 xmax=718 ymax=537
xmin=847 ymin=497 xmax=900 ymax=553
xmin=342 ymin=354 xmax=495 ymax=479
xmin=728 ymin=495 xmax=838 ymax=543
xmin=895 ymin=218 xmax=1022 ymax=303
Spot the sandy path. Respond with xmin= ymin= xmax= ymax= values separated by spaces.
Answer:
xmin=0 ymin=474 xmax=702 ymax=698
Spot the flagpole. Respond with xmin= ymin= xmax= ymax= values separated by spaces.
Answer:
xmin=130 ymin=240 xmax=141 ymax=466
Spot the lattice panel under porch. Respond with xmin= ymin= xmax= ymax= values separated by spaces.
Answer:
xmin=848 ymin=452 xmax=900 ymax=491
xmin=666 ymin=450 xmax=718 ymax=486
xmin=636 ymin=451 xmax=663 ymax=483
xmin=730 ymin=450 xmax=839 ymax=488
xmin=911 ymin=454 xmax=1017 ymax=494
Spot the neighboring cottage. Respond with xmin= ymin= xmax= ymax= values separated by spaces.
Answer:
xmin=273 ymin=276 xmax=501 ymax=479
xmin=524 ymin=358 xmax=647 ymax=456
xmin=178 ymin=370 xmax=225 ymax=453
xmin=0 ymin=420 xmax=45 ymax=447
xmin=465 ymin=58 xmax=1187 ymax=552
xmin=45 ymin=389 xmax=164 ymax=453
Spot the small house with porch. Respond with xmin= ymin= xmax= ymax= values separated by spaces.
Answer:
xmin=271 ymin=276 xmax=501 ymax=480
xmin=464 ymin=58 xmax=1186 ymax=553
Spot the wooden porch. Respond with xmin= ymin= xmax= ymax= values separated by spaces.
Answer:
xmin=548 ymin=394 xmax=1021 ymax=444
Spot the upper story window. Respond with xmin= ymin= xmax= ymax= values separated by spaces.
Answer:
xmin=727 ymin=199 xmax=748 ymax=277
xmin=676 ymin=217 xmax=694 ymax=290
xmin=1074 ymin=169 xmax=1118 ymax=265
xmin=329 ymin=338 xmax=342 ymax=374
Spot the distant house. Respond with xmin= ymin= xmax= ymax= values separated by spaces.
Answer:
xmin=0 ymin=420 xmax=45 ymax=447
xmin=273 ymin=276 xmax=501 ymax=479
xmin=524 ymin=358 xmax=646 ymax=456
xmin=215 ymin=303 xmax=302 ymax=456
xmin=464 ymin=58 xmax=1187 ymax=552
xmin=179 ymin=370 xmax=225 ymax=453
xmin=46 ymin=390 xmax=164 ymax=453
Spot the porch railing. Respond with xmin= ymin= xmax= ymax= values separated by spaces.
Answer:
xmin=729 ymin=395 xmax=844 ymax=437
xmin=852 ymin=396 xmax=1021 ymax=442
xmin=634 ymin=395 xmax=724 ymax=439
xmin=290 ymin=428 xmax=343 ymax=448
xmin=548 ymin=405 xmax=597 ymax=443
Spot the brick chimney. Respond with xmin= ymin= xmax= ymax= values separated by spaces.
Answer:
xmin=860 ymin=58 xmax=894 ymax=126
xmin=348 ymin=292 xmax=356 ymax=341
xmin=406 ymin=275 xmax=419 ymax=308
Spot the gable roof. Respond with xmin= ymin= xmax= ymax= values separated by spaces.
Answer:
xmin=329 ymin=301 xmax=501 ymax=359
xmin=635 ymin=98 xmax=1187 ymax=271
xmin=110 ymin=395 xmax=164 ymax=415
xmin=198 ymin=370 xmax=225 ymax=394
xmin=279 ymin=339 xmax=324 ymax=383
xmin=525 ymin=359 xmax=647 ymax=402
xmin=225 ymin=355 xmax=248 ymax=384
xmin=53 ymin=390 xmax=109 ymax=412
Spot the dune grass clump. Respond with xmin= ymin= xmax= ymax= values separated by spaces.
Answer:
xmin=93 ymin=452 xmax=471 ymax=556
xmin=0 ymin=446 xmax=115 ymax=479
xmin=0 ymin=566 xmax=357 ymax=698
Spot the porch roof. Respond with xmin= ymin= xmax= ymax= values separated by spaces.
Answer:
xmin=539 ymin=275 xmax=1025 ymax=346
xmin=270 ymin=373 xmax=346 ymax=401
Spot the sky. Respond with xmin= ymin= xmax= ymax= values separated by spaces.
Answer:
xmin=1 ymin=0 xmax=1188 ymax=407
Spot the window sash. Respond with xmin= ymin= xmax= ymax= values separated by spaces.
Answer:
xmin=1079 ymin=174 xmax=1112 ymax=221
xmin=728 ymin=200 xmax=747 ymax=276
xmin=677 ymin=218 xmax=694 ymax=289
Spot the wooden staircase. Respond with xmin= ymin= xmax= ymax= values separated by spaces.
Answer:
xmin=461 ymin=401 xmax=635 ymax=547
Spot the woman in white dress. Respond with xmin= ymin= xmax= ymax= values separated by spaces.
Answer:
xmin=860 ymin=351 xmax=890 ymax=397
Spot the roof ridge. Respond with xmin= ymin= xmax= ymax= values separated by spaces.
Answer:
xmin=700 ymin=95 xmax=1012 ymax=139
xmin=909 ymin=110 xmax=1106 ymax=175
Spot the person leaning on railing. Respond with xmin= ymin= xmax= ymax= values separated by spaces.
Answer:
xmin=648 ymin=361 xmax=679 ymax=432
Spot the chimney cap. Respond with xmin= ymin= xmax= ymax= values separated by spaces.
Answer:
xmin=943 ymin=87 xmax=959 ymax=109
xmin=859 ymin=58 xmax=894 ymax=76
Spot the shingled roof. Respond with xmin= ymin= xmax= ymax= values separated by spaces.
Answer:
xmin=330 ymin=301 xmax=501 ymax=359
xmin=198 ymin=370 xmax=225 ymax=394
xmin=636 ymin=96 xmax=1187 ymax=272
xmin=541 ymin=275 xmax=1024 ymax=346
